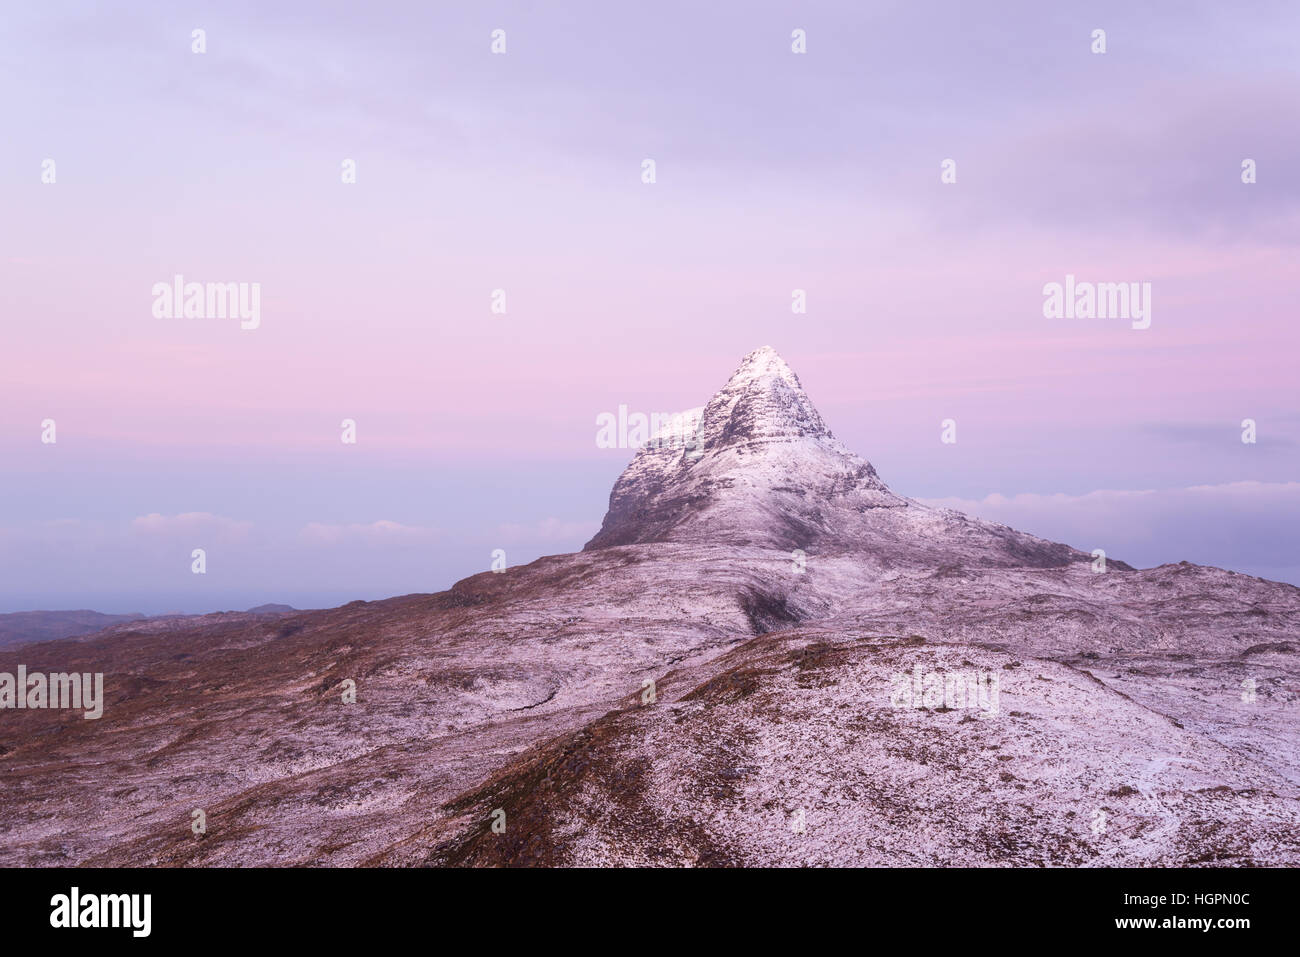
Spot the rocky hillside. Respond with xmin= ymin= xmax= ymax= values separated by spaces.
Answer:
xmin=0 ymin=349 xmax=1294 ymax=867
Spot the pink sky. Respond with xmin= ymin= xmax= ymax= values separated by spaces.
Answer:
xmin=2 ymin=0 xmax=1297 ymax=611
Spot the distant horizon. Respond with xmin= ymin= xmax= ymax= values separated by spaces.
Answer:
xmin=5 ymin=338 xmax=1300 ymax=614
xmin=6 ymin=449 xmax=1299 ymax=617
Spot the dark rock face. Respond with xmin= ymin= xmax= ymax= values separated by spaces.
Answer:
xmin=0 ymin=348 xmax=1295 ymax=867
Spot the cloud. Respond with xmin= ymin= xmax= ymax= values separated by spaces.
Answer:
xmin=131 ymin=512 xmax=253 ymax=542
xmin=1139 ymin=423 xmax=1297 ymax=449
xmin=496 ymin=517 xmax=599 ymax=544
xmin=299 ymin=520 xmax=438 ymax=546
xmin=921 ymin=481 xmax=1300 ymax=580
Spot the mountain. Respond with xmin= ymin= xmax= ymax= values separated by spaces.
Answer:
xmin=0 ymin=604 xmax=299 ymax=652
xmin=0 ymin=348 xmax=1296 ymax=867
xmin=587 ymin=346 xmax=1106 ymax=570
xmin=0 ymin=610 xmax=146 ymax=651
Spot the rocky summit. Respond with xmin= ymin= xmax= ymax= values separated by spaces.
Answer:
xmin=1 ymin=348 xmax=1297 ymax=867
xmin=588 ymin=345 xmax=1096 ymax=570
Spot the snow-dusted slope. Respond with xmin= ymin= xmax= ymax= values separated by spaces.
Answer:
xmin=587 ymin=346 xmax=1103 ymax=569
xmin=1 ymin=347 xmax=1294 ymax=867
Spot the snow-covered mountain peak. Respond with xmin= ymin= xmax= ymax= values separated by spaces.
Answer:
xmin=694 ymin=346 xmax=832 ymax=451
xmin=725 ymin=345 xmax=801 ymax=389
xmin=584 ymin=348 xmax=1093 ymax=569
